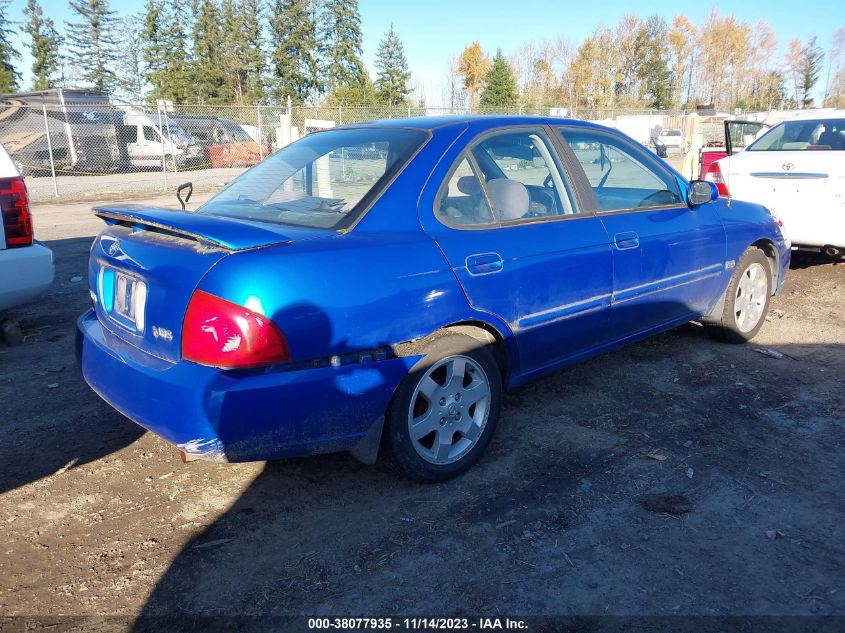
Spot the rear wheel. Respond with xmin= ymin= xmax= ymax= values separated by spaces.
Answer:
xmin=385 ymin=333 xmax=502 ymax=483
xmin=707 ymin=248 xmax=772 ymax=343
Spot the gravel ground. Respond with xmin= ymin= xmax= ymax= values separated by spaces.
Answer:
xmin=0 ymin=195 xmax=843 ymax=631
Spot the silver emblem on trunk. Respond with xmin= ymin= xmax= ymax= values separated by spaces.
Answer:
xmin=782 ymin=162 xmax=795 ymax=171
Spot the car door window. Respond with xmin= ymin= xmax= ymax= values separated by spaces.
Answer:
xmin=471 ymin=129 xmax=578 ymax=221
xmin=142 ymin=126 xmax=158 ymax=142
xmin=436 ymin=156 xmax=494 ymax=226
xmin=560 ymin=129 xmax=683 ymax=212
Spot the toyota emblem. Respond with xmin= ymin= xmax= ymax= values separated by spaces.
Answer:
xmin=782 ymin=162 xmax=795 ymax=171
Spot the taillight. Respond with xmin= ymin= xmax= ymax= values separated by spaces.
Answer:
xmin=703 ymin=161 xmax=730 ymax=197
xmin=182 ymin=290 xmax=290 ymax=369
xmin=0 ymin=176 xmax=34 ymax=248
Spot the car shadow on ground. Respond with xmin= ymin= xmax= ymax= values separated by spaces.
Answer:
xmin=0 ymin=236 xmax=145 ymax=494
xmin=128 ymin=309 xmax=844 ymax=630
xmin=789 ymin=252 xmax=843 ymax=270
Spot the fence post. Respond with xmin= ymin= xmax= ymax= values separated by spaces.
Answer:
xmin=57 ymin=88 xmax=77 ymax=167
xmin=256 ymin=105 xmax=264 ymax=160
xmin=338 ymin=103 xmax=343 ymax=125
xmin=407 ymin=105 xmax=411 ymax=118
xmin=163 ymin=107 xmax=177 ymax=174
xmin=41 ymin=102 xmax=59 ymax=198
xmin=157 ymin=105 xmax=168 ymax=190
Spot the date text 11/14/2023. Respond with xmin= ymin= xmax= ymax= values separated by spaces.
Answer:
xmin=307 ymin=617 xmax=528 ymax=630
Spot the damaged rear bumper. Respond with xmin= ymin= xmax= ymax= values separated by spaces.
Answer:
xmin=77 ymin=309 xmax=415 ymax=462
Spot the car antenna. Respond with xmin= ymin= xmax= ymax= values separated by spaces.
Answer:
xmin=176 ymin=182 xmax=193 ymax=211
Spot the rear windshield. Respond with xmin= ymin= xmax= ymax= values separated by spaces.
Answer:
xmin=199 ymin=127 xmax=428 ymax=229
xmin=748 ymin=119 xmax=845 ymax=151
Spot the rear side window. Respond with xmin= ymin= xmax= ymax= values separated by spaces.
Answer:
xmin=199 ymin=127 xmax=428 ymax=230
xmin=748 ymin=119 xmax=845 ymax=151
xmin=559 ymin=129 xmax=683 ymax=212
xmin=437 ymin=157 xmax=494 ymax=226
xmin=142 ymin=126 xmax=158 ymax=142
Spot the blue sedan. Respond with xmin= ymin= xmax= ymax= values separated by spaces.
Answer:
xmin=77 ymin=116 xmax=789 ymax=482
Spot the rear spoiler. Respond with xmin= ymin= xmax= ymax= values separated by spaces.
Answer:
xmin=93 ymin=204 xmax=291 ymax=251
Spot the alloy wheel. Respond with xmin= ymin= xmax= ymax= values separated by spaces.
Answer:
xmin=734 ymin=262 xmax=768 ymax=332
xmin=407 ymin=355 xmax=491 ymax=465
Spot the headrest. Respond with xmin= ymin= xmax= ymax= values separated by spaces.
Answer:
xmin=487 ymin=178 xmax=529 ymax=221
xmin=456 ymin=175 xmax=481 ymax=195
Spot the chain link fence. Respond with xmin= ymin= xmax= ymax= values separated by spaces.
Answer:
xmin=0 ymin=99 xmax=691 ymax=203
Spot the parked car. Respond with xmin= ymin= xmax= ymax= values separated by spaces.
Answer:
xmin=658 ymin=128 xmax=684 ymax=150
xmin=0 ymin=144 xmax=53 ymax=312
xmin=170 ymin=116 xmax=263 ymax=169
xmin=77 ymin=116 xmax=789 ymax=482
xmin=117 ymin=111 xmax=204 ymax=170
xmin=706 ymin=113 xmax=845 ymax=258
xmin=698 ymin=119 xmax=770 ymax=183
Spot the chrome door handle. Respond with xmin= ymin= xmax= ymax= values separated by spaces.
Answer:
xmin=614 ymin=232 xmax=640 ymax=250
xmin=466 ymin=253 xmax=504 ymax=275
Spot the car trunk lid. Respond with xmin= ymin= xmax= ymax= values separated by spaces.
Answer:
xmin=89 ymin=204 xmax=301 ymax=363
xmin=724 ymin=151 xmax=837 ymax=242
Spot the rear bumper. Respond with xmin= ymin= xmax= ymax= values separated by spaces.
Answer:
xmin=0 ymin=242 xmax=54 ymax=312
xmin=77 ymin=309 xmax=415 ymax=462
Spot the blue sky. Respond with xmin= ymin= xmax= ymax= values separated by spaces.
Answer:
xmin=5 ymin=0 xmax=843 ymax=104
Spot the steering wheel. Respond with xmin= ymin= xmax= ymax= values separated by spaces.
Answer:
xmin=640 ymin=189 xmax=676 ymax=207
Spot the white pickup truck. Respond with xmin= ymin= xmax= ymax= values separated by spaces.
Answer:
xmin=0 ymin=143 xmax=54 ymax=313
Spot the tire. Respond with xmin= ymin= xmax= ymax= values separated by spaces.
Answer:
xmin=385 ymin=333 xmax=502 ymax=483
xmin=707 ymin=248 xmax=772 ymax=343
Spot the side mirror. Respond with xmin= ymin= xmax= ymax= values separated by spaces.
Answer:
xmin=688 ymin=180 xmax=718 ymax=207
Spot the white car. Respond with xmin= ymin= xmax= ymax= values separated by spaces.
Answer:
xmin=707 ymin=113 xmax=845 ymax=257
xmin=0 ymin=144 xmax=54 ymax=312
xmin=120 ymin=111 xmax=203 ymax=169
xmin=658 ymin=128 xmax=684 ymax=149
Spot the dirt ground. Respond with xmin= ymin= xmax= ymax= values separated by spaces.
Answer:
xmin=0 ymin=194 xmax=843 ymax=630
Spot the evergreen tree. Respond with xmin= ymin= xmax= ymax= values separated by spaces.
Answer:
xmin=324 ymin=75 xmax=378 ymax=106
xmin=0 ymin=0 xmax=22 ymax=92
xmin=269 ymin=0 xmax=320 ymax=104
xmin=220 ymin=0 xmax=243 ymax=101
xmin=239 ymin=0 xmax=265 ymax=103
xmin=192 ymin=0 xmax=227 ymax=102
xmin=638 ymin=16 xmax=672 ymax=109
xmin=799 ymin=36 xmax=824 ymax=108
xmin=22 ymin=0 xmax=62 ymax=90
xmin=479 ymin=49 xmax=517 ymax=107
xmin=115 ymin=14 xmax=144 ymax=101
xmin=320 ymin=0 xmax=364 ymax=91
xmin=142 ymin=0 xmax=167 ymax=97
xmin=374 ymin=24 xmax=410 ymax=106
xmin=161 ymin=0 xmax=193 ymax=102
xmin=142 ymin=0 xmax=192 ymax=101
xmin=65 ymin=0 xmax=119 ymax=93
